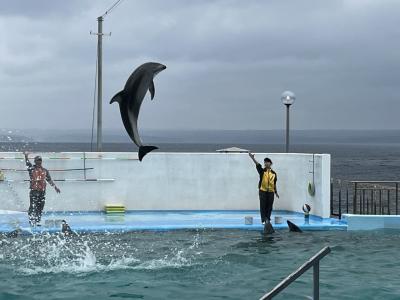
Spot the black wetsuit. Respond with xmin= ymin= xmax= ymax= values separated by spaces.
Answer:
xmin=28 ymin=190 xmax=46 ymax=225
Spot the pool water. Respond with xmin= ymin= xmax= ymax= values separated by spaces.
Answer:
xmin=0 ymin=229 xmax=399 ymax=299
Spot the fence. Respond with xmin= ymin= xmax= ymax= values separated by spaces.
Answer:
xmin=330 ymin=180 xmax=400 ymax=218
xmin=259 ymin=247 xmax=331 ymax=300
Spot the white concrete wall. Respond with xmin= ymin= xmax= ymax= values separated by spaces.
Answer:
xmin=0 ymin=152 xmax=331 ymax=218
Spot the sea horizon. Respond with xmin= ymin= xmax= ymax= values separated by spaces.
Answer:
xmin=1 ymin=128 xmax=400 ymax=145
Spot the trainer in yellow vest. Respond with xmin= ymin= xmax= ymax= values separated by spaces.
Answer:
xmin=260 ymin=169 xmax=277 ymax=192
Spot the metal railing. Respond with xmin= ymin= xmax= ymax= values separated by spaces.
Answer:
xmin=259 ymin=246 xmax=331 ymax=300
xmin=330 ymin=180 xmax=400 ymax=218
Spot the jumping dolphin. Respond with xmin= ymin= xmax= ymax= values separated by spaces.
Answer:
xmin=110 ymin=62 xmax=167 ymax=161
xmin=287 ymin=220 xmax=303 ymax=232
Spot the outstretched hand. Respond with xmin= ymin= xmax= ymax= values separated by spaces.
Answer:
xmin=55 ymin=186 xmax=61 ymax=193
xmin=248 ymin=152 xmax=258 ymax=165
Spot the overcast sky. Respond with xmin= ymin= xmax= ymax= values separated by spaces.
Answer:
xmin=0 ymin=0 xmax=399 ymax=132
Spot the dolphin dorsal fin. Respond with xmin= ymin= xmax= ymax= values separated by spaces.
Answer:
xmin=149 ymin=80 xmax=155 ymax=100
xmin=110 ymin=90 xmax=125 ymax=104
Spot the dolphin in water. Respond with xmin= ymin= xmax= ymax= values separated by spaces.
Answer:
xmin=4 ymin=228 xmax=22 ymax=238
xmin=287 ymin=220 xmax=303 ymax=232
xmin=61 ymin=220 xmax=74 ymax=236
xmin=110 ymin=62 xmax=167 ymax=161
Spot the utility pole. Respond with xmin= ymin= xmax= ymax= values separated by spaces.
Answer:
xmin=91 ymin=17 xmax=111 ymax=152
xmin=97 ymin=16 xmax=103 ymax=152
xmin=89 ymin=0 xmax=123 ymax=152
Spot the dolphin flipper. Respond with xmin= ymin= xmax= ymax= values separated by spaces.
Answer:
xmin=149 ymin=80 xmax=155 ymax=100
xmin=110 ymin=90 xmax=125 ymax=104
xmin=263 ymin=221 xmax=275 ymax=234
xmin=139 ymin=145 xmax=158 ymax=161
xmin=287 ymin=220 xmax=303 ymax=232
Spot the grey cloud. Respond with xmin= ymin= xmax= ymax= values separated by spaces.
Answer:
xmin=0 ymin=0 xmax=399 ymax=131
xmin=0 ymin=0 xmax=93 ymax=18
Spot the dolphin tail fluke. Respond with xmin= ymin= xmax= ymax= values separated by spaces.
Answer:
xmin=138 ymin=145 xmax=158 ymax=161
xmin=287 ymin=220 xmax=303 ymax=232
xmin=263 ymin=221 xmax=275 ymax=234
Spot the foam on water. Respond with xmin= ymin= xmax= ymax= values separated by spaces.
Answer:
xmin=133 ymin=249 xmax=194 ymax=270
xmin=125 ymin=232 xmax=203 ymax=270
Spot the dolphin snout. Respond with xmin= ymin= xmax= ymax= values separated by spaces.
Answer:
xmin=153 ymin=64 xmax=166 ymax=76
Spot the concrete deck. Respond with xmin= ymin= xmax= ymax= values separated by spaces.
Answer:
xmin=343 ymin=213 xmax=400 ymax=230
xmin=0 ymin=210 xmax=347 ymax=235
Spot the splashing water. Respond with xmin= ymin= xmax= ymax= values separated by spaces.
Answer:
xmin=1 ymin=231 xmax=204 ymax=276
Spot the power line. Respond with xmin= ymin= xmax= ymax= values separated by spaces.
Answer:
xmin=101 ymin=0 xmax=124 ymax=18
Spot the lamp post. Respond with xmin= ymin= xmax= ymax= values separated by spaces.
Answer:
xmin=281 ymin=91 xmax=296 ymax=153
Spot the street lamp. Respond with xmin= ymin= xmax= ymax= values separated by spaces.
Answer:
xmin=281 ymin=91 xmax=296 ymax=153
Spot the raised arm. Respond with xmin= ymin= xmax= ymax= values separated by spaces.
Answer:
xmin=248 ymin=152 xmax=259 ymax=165
xmin=23 ymin=152 xmax=32 ymax=168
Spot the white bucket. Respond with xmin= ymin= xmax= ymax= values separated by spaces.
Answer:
xmin=244 ymin=216 xmax=253 ymax=225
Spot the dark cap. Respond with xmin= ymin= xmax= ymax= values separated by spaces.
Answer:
xmin=264 ymin=157 xmax=272 ymax=164
xmin=34 ymin=156 xmax=42 ymax=162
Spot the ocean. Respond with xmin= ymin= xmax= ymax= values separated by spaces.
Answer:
xmin=1 ymin=139 xmax=399 ymax=181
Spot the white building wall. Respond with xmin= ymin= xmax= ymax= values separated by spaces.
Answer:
xmin=0 ymin=152 xmax=331 ymax=218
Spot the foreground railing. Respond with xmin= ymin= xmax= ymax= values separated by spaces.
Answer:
xmin=259 ymin=246 xmax=331 ymax=300
xmin=331 ymin=180 xmax=400 ymax=218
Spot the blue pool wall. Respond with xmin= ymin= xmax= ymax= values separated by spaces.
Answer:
xmin=0 ymin=210 xmax=346 ymax=234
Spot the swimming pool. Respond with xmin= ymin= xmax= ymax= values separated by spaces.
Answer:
xmin=1 ymin=228 xmax=399 ymax=299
